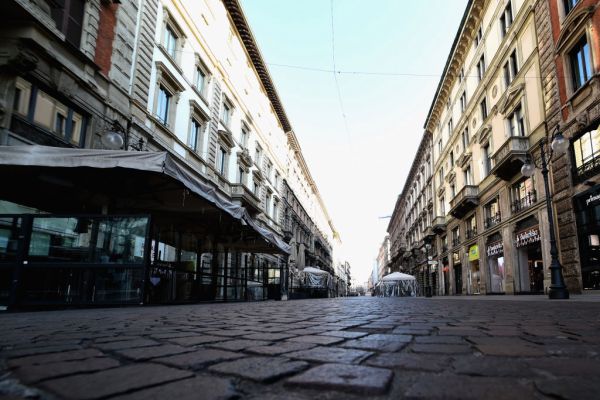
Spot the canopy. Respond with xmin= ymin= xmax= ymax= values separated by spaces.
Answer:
xmin=303 ymin=266 xmax=328 ymax=274
xmin=382 ymin=272 xmax=416 ymax=281
xmin=0 ymin=145 xmax=290 ymax=254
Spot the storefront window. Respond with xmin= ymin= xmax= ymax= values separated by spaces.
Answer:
xmin=575 ymin=189 xmax=600 ymax=289
xmin=486 ymin=237 xmax=505 ymax=293
xmin=484 ymin=198 xmax=501 ymax=229
xmin=515 ymin=224 xmax=544 ymax=293
xmin=28 ymin=217 xmax=148 ymax=264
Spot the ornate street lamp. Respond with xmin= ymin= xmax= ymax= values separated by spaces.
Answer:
xmin=520 ymin=124 xmax=570 ymax=299
xmin=100 ymin=119 xmax=145 ymax=151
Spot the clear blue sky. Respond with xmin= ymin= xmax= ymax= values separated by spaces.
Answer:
xmin=241 ymin=0 xmax=468 ymax=284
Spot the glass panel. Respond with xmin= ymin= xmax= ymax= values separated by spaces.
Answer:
xmin=28 ymin=217 xmax=148 ymax=264
xmin=0 ymin=216 xmax=20 ymax=261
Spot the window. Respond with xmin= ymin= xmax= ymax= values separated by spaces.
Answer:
xmin=500 ymin=1 xmax=513 ymax=38
xmin=217 ymin=146 xmax=227 ymax=176
xmin=569 ymin=36 xmax=593 ymax=92
xmin=240 ymin=125 xmax=249 ymax=148
xmin=573 ymin=129 xmax=600 ymax=180
xmin=462 ymin=128 xmax=469 ymax=150
xmin=503 ymin=50 xmax=518 ymax=87
xmin=255 ymin=144 xmax=263 ymax=166
xmin=157 ymin=86 xmax=171 ymax=125
xmin=484 ymin=199 xmax=501 ymax=228
xmin=49 ymin=0 xmax=85 ymax=48
xmin=474 ymin=26 xmax=483 ymax=48
xmin=273 ymin=199 xmax=279 ymax=221
xmin=459 ymin=68 xmax=465 ymax=83
xmin=460 ymin=91 xmax=467 ymax=113
xmin=465 ymin=166 xmax=473 ymax=185
xmin=238 ymin=167 xmax=245 ymax=184
xmin=480 ymin=97 xmax=488 ymax=120
xmin=438 ymin=139 xmax=443 ymax=155
xmin=221 ymin=101 xmax=232 ymax=128
xmin=452 ymin=227 xmax=460 ymax=246
xmin=449 ymin=151 xmax=455 ymax=166
xmin=12 ymin=78 xmax=86 ymax=146
xmin=439 ymin=168 xmax=444 ymax=186
xmin=450 ymin=184 xmax=456 ymax=198
xmin=274 ymin=171 xmax=280 ymax=190
xmin=195 ymin=66 xmax=206 ymax=95
xmin=507 ymin=104 xmax=525 ymax=137
xmin=265 ymin=192 xmax=272 ymax=214
xmin=448 ymin=118 xmax=454 ymax=135
xmin=482 ymin=144 xmax=491 ymax=176
xmin=477 ymin=55 xmax=486 ymax=81
xmin=265 ymin=159 xmax=273 ymax=181
xmin=253 ymin=180 xmax=260 ymax=196
xmin=188 ymin=118 xmax=202 ymax=151
xmin=164 ymin=25 xmax=177 ymax=59
xmin=564 ymin=0 xmax=580 ymax=15
xmin=511 ymin=177 xmax=536 ymax=213
xmin=466 ymin=214 xmax=477 ymax=238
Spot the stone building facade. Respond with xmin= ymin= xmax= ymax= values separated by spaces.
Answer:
xmin=0 ymin=0 xmax=337 ymax=307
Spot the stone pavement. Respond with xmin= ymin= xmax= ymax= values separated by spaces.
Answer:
xmin=1 ymin=297 xmax=600 ymax=399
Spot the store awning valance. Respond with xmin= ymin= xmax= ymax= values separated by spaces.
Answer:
xmin=0 ymin=145 xmax=290 ymax=254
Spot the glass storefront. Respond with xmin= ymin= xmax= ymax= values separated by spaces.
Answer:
xmin=442 ymin=257 xmax=450 ymax=295
xmin=515 ymin=223 xmax=544 ymax=293
xmin=468 ymin=245 xmax=481 ymax=294
xmin=486 ymin=233 xmax=505 ymax=294
xmin=574 ymin=186 xmax=600 ymax=289
xmin=453 ymin=252 xmax=462 ymax=294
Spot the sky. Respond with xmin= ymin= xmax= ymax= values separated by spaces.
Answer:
xmin=240 ymin=0 xmax=468 ymax=285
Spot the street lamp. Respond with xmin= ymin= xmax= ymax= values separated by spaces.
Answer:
xmin=422 ymin=242 xmax=432 ymax=297
xmin=520 ymin=124 xmax=570 ymax=299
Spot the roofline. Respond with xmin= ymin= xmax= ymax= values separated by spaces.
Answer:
xmin=223 ymin=0 xmax=292 ymax=132
xmin=423 ymin=0 xmax=474 ymax=129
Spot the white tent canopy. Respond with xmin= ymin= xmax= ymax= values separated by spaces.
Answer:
xmin=303 ymin=267 xmax=329 ymax=274
xmin=376 ymin=271 xmax=418 ymax=297
xmin=382 ymin=272 xmax=416 ymax=281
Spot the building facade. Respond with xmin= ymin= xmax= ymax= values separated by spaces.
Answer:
xmin=539 ymin=0 xmax=600 ymax=292
xmin=0 ymin=0 xmax=337 ymax=308
xmin=386 ymin=0 xmax=588 ymax=296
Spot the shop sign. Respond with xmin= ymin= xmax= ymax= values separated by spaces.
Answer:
xmin=468 ymin=245 xmax=479 ymax=261
xmin=487 ymin=241 xmax=504 ymax=257
xmin=452 ymin=252 xmax=460 ymax=263
xmin=585 ymin=192 xmax=600 ymax=207
xmin=515 ymin=226 xmax=541 ymax=248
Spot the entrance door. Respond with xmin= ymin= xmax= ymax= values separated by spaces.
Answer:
xmin=454 ymin=263 xmax=462 ymax=294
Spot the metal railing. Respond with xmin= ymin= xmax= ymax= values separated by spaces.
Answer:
xmin=492 ymin=136 xmax=530 ymax=167
xmin=484 ymin=212 xmax=501 ymax=229
xmin=511 ymin=191 xmax=537 ymax=213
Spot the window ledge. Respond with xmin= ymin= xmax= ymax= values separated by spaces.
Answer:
xmin=567 ymin=75 xmax=598 ymax=111
xmin=157 ymin=44 xmax=184 ymax=77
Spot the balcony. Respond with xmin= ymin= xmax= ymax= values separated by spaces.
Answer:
xmin=452 ymin=237 xmax=461 ymax=247
xmin=466 ymin=227 xmax=478 ymax=240
xmin=484 ymin=212 xmax=501 ymax=229
xmin=231 ymin=184 xmax=262 ymax=215
xmin=511 ymin=191 xmax=537 ymax=214
xmin=490 ymin=136 xmax=530 ymax=180
xmin=423 ymin=227 xmax=435 ymax=240
xmin=432 ymin=216 xmax=446 ymax=233
xmin=449 ymin=185 xmax=479 ymax=219
xmin=575 ymin=154 xmax=600 ymax=183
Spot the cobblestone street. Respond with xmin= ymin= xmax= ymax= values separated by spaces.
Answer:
xmin=2 ymin=297 xmax=600 ymax=399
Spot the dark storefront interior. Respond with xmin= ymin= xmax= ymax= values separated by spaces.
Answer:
xmin=575 ymin=186 xmax=600 ymax=290
xmin=0 ymin=146 xmax=289 ymax=308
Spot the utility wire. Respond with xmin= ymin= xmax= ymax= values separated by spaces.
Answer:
xmin=330 ymin=0 xmax=351 ymax=144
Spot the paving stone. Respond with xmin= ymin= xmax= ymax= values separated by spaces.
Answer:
xmin=535 ymin=376 xmax=600 ymax=399
xmin=204 ymin=329 xmax=252 ymax=337
xmin=286 ymin=335 xmax=344 ymax=345
xmin=451 ymin=356 xmax=536 ymax=377
xmin=15 ymin=357 xmax=120 ymax=383
xmin=7 ymin=349 xmax=105 ymax=367
xmin=403 ymin=374 xmax=538 ymax=399
xmin=286 ymin=346 xmax=373 ymax=364
xmin=209 ymin=339 xmax=271 ymax=351
xmin=153 ymin=348 xmax=244 ymax=369
xmin=366 ymin=353 xmax=451 ymax=372
xmin=341 ymin=334 xmax=411 ymax=352
xmin=110 ymin=375 xmax=238 ymax=400
xmin=168 ymin=335 xmax=229 ymax=346
xmin=286 ymin=363 xmax=393 ymax=394
xmin=95 ymin=339 xmax=159 ymax=351
xmin=527 ymin=357 xmax=600 ymax=377
xmin=246 ymin=341 xmax=317 ymax=356
xmin=149 ymin=332 xmax=198 ymax=340
xmin=241 ymin=332 xmax=296 ymax=341
xmin=209 ymin=356 xmax=308 ymax=382
xmin=318 ymin=330 xmax=369 ymax=339
xmin=414 ymin=335 xmax=466 ymax=344
xmin=391 ymin=327 xmax=431 ymax=335
xmin=409 ymin=343 xmax=473 ymax=354
xmin=114 ymin=344 xmax=192 ymax=361
xmin=40 ymin=363 xmax=193 ymax=400
xmin=1 ymin=344 xmax=84 ymax=359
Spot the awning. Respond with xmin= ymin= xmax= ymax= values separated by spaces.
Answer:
xmin=0 ymin=145 xmax=290 ymax=254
